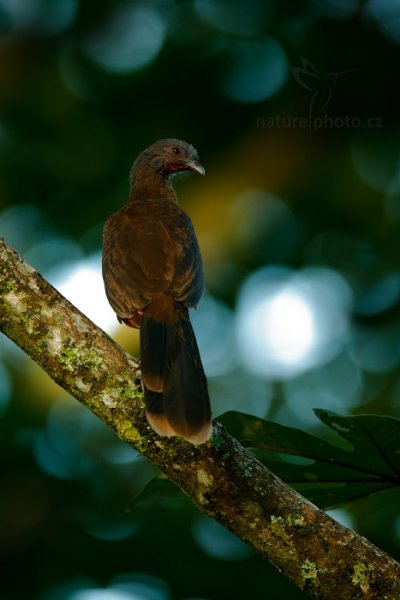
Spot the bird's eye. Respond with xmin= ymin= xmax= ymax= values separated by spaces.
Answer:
xmin=172 ymin=146 xmax=181 ymax=154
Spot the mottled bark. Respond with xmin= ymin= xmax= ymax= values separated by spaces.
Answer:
xmin=0 ymin=237 xmax=399 ymax=599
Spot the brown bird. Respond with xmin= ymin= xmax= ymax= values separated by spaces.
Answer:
xmin=102 ymin=139 xmax=212 ymax=444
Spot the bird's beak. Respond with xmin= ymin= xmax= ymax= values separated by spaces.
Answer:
xmin=184 ymin=159 xmax=205 ymax=176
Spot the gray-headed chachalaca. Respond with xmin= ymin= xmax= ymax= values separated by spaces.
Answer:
xmin=102 ymin=139 xmax=212 ymax=444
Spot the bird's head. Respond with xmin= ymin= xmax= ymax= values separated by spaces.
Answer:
xmin=129 ymin=139 xmax=205 ymax=202
xmin=135 ymin=139 xmax=205 ymax=179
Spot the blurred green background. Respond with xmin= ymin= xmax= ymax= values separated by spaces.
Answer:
xmin=1 ymin=1 xmax=400 ymax=599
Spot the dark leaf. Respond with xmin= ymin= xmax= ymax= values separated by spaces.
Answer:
xmin=219 ymin=410 xmax=400 ymax=508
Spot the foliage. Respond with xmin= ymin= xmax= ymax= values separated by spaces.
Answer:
xmin=220 ymin=410 xmax=400 ymax=508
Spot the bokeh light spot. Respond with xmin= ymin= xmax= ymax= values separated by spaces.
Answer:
xmin=364 ymin=0 xmax=400 ymax=44
xmin=191 ymin=294 xmax=235 ymax=377
xmin=326 ymin=508 xmax=355 ymax=529
xmin=221 ymin=37 xmax=288 ymax=103
xmin=192 ymin=516 xmax=253 ymax=560
xmin=50 ymin=253 xmax=117 ymax=332
xmin=355 ymin=272 xmax=400 ymax=316
xmin=83 ymin=518 xmax=139 ymax=542
xmin=348 ymin=328 xmax=400 ymax=374
xmin=0 ymin=361 xmax=12 ymax=417
xmin=236 ymin=267 xmax=353 ymax=379
xmin=0 ymin=205 xmax=49 ymax=255
xmin=351 ymin=135 xmax=400 ymax=192
xmin=259 ymin=291 xmax=315 ymax=364
xmin=83 ymin=4 xmax=166 ymax=73
xmin=283 ymin=352 xmax=363 ymax=426
xmin=309 ymin=0 xmax=360 ymax=19
xmin=68 ymin=591 xmax=140 ymax=600
xmin=194 ymin=0 xmax=270 ymax=36
xmin=0 ymin=0 xmax=77 ymax=34
xmin=25 ymin=236 xmax=83 ymax=275
xmin=34 ymin=399 xmax=94 ymax=480
xmin=385 ymin=176 xmax=400 ymax=223
xmin=210 ymin=369 xmax=273 ymax=417
xmin=230 ymin=190 xmax=301 ymax=263
xmin=56 ymin=576 xmax=170 ymax=600
xmin=110 ymin=574 xmax=170 ymax=600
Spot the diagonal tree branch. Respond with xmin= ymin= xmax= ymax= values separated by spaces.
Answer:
xmin=0 ymin=237 xmax=399 ymax=599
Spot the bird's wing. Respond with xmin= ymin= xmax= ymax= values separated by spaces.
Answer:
xmin=102 ymin=204 xmax=175 ymax=318
xmin=167 ymin=209 xmax=205 ymax=307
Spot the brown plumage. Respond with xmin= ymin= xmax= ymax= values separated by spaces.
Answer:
xmin=102 ymin=139 xmax=212 ymax=444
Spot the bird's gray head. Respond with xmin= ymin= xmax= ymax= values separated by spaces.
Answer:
xmin=133 ymin=139 xmax=205 ymax=180
xmin=129 ymin=139 xmax=204 ymax=202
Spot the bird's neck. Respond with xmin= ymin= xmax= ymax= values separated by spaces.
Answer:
xmin=128 ymin=167 xmax=177 ymax=204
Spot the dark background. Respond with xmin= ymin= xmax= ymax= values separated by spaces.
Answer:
xmin=1 ymin=1 xmax=400 ymax=599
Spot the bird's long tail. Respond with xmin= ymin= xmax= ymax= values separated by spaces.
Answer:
xmin=140 ymin=303 xmax=212 ymax=444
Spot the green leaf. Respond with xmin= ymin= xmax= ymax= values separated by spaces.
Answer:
xmin=219 ymin=410 xmax=400 ymax=508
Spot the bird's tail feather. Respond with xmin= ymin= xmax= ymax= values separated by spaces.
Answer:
xmin=140 ymin=309 xmax=212 ymax=444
